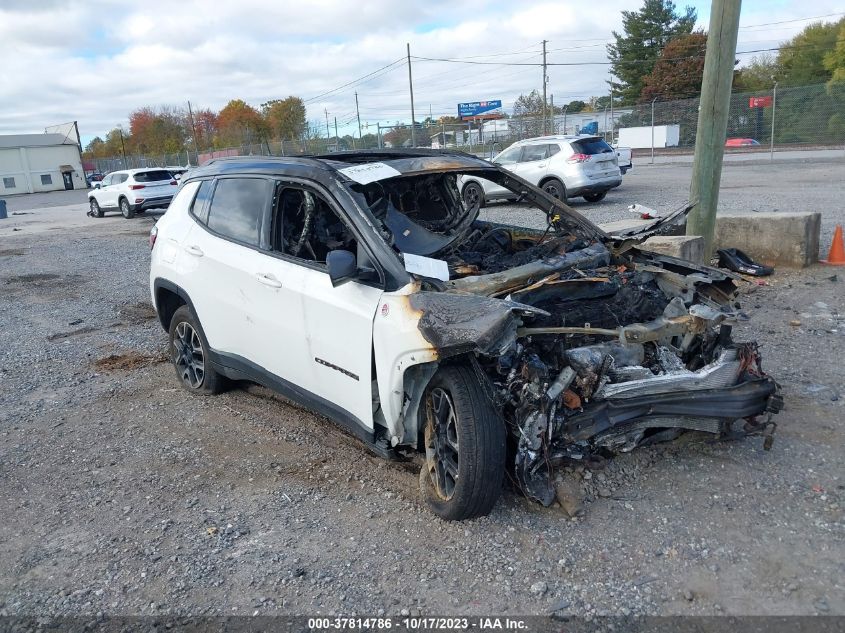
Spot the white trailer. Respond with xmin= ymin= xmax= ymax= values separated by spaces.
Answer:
xmin=617 ymin=125 xmax=680 ymax=149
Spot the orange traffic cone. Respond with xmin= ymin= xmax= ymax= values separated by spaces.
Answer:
xmin=822 ymin=224 xmax=845 ymax=266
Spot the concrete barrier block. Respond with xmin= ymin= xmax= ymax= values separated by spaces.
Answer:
xmin=714 ymin=212 xmax=821 ymax=267
xmin=641 ymin=235 xmax=705 ymax=263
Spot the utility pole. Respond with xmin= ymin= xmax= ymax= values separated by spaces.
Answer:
xmin=324 ymin=108 xmax=330 ymax=144
xmin=651 ymin=97 xmax=658 ymax=164
xmin=541 ymin=39 xmax=548 ymax=135
xmin=355 ymin=91 xmax=362 ymax=140
xmin=118 ymin=127 xmax=127 ymax=168
xmin=334 ymin=117 xmax=339 ymax=150
xmin=377 ymin=122 xmax=382 ymax=148
xmin=609 ymin=79 xmax=614 ymax=142
xmin=187 ymin=100 xmax=199 ymax=163
xmin=687 ymin=0 xmax=742 ymax=256
xmin=550 ymin=94 xmax=554 ymax=134
xmin=407 ymin=42 xmax=417 ymax=147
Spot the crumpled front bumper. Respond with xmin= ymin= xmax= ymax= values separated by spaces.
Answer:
xmin=514 ymin=348 xmax=783 ymax=506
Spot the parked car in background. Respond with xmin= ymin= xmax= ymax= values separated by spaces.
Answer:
xmin=166 ymin=166 xmax=190 ymax=181
xmin=460 ymin=135 xmax=621 ymax=210
xmin=149 ymin=150 xmax=781 ymax=520
xmin=613 ymin=144 xmax=633 ymax=174
xmin=88 ymin=169 xmax=178 ymax=218
xmin=725 ymin=138 xmax=761 ymax=147
xmin=87 ymin=172 xmax=105 ymax=188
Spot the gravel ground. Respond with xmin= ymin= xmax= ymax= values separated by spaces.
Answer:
xmin=0 ymin=165 xmax=843 ymax=619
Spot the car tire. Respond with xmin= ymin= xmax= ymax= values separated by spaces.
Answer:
xmin=419 ymin=364 xmax=506 ymax=521
xmin=620 ymin=166 xmax=629 ymax=175
xmin=168 ymin=306 xmax=225 ymax=395
xmin=89 ymin=198 xmax=104 ymax=218
xmin=583 ymin=191 xmax=607 ymax=203
xmin=120 ymin=198 xmax=135 ymax=219
xmin=541 ymin=178 xmax=566 ymax=202
xmin=462 ymin=182 xmax=485 ymax=212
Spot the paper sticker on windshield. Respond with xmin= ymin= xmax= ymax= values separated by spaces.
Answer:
xmin=338 ymin=162 xmax=401 ymax=185
xmin=403 ymin=253 xmax=450 ymax=282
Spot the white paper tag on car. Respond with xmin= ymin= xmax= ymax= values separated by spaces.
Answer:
xmin=403 ymin=253 xmax=450 ymax=281
xmin=338 ymin=162 xmax=401 ymax=185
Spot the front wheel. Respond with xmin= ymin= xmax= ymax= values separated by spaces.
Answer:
xmin=89 ymin=198 xmax=103 ymax=218
xmin=583 ymin=191 xmax=607 ymax=203
xmin=120 ymin=198 xmax=135 ymax=219
xmin=541 ymin=178 xmax=566 ymax=202
xmin=168 ymin=306 xmax=225 ymax=395
xmin=462 ymin=182 xmax=485 ymax=212
xmin=420 ymin=364 xmax=506 ymax=520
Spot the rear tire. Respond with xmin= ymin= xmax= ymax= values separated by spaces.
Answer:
xmin=89 ymin=198 xmax=103 ymax=218
xmin=168 ymin=306 xmax=225 ymax=395
xmin=420 ymin=364 xmax=506 ymax=520
xmin=583 ymin=191 xmax=607 ymax=203
xmin=120 ymin=198 xmax=135 ymax=219
xmin=541 ymin=178 xmax=566 ymax=202
xmin=462 ymin=181 xmax=485 ymax=212
xmin=620 ymin=166 xmax=629 ymax=175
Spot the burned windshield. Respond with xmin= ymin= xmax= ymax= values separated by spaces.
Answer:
xmin=345 ymin=168 xmax=601 ymax=258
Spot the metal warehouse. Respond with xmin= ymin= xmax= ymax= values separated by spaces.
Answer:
xmin=0 ymin=133 xmax=86 ymax=194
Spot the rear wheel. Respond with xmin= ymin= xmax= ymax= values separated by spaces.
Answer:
xmin=462 ymin=182 xmax=485 ymax=212
xmin=583 ymin=191 xmax=607 ymax=203
xmin=541 ymin=178 xmax=566 ymax=202
xmin=120 ymin=198 xmax=135 ymax=219
xmin=89 ymin=198 xmax=103 ymax=218
xmin=168 ymin=306 xmax=225 ymax=395
xmin=420 ymin=364 xmax=506 ymax=520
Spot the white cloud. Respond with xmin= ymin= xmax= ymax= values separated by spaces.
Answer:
xmin=0 ymin=0 xmax=840 ymax=141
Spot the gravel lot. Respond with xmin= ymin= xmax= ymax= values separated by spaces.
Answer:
xmin=0 ymin=157 xmax=843 ymax=618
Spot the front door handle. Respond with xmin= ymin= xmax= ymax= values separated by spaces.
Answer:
xmin=256 ymin=273 xmax=282 ymax=288
xmin=184 ymin=245 xmax=204 ymax=257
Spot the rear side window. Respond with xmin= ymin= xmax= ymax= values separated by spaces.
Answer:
xmin=206 ymin=178 xmax=270 ymax=247
xmin=191 ymin=180 xmax=215 ymax=224
xmin=521 ymin=144 xmax=549 ymax=162
xmin=494 ymin=146 xmax=522 ymax=165
xmin=135 ymin=170 xmax=173 ymax=183
xmin=571 ymin=138 xmax=614 ymax=155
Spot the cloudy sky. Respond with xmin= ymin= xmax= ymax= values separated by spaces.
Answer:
xmin=2 ymin=0 xmax=842 ymax=145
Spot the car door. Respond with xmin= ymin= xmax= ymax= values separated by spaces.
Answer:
xmin=257 ymin=182 xmax=383 ymax=431
xmin=180 ymin=176 xmax=276 ymax=364
xmin=508 ymin=143 xmax=550 ymax=185
xmin=97 ymin=174 xmax=115 ymax=206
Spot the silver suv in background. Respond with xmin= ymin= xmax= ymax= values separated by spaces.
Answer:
xmin=87 ymin=169 xmax=178 ymax=219
xmin=461 ymin=135 xmax=622 ymax=210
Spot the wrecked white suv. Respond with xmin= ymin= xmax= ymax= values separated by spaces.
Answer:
xmin=149 ymin=150 xmax=782 ymax=520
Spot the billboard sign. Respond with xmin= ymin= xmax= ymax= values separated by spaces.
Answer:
xmin=748 ymin=96 xmax=773 ymax=108
xmin=458 ymin=100 xmax=503 ymax=119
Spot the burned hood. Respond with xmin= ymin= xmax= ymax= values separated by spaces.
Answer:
xmin=333 ymin=155 xmax=607 ymax=258
xmin=410 ymin=291 xmax=548 ymax=357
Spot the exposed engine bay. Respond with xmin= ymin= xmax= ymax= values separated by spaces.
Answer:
xmin=346 ymin=166 xmax=783 ymax=506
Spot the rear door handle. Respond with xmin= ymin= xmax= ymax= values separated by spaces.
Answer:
xmin=184 ymin=245 xmax=204 ymax=257
xmin=256 ymin=273 xmax=282 ymax=288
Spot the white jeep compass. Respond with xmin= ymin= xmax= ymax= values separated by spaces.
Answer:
xmin=149 ymin=151 xmax=781 ymax=520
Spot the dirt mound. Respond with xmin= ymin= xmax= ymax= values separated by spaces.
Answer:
xmin=93 ymin=351 xmax=167 ymax=371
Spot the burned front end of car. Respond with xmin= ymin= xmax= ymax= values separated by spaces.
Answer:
xmin=441 ymin=236 xmax=782 ymax=505
xmin=339 ymin=157 xmax=783 ymax=506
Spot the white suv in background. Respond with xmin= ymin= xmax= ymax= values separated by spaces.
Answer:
xmin=460 ymin=135 xmax=622 ymax=210
xmin=87 ymin=169 xmax=178 ymax=219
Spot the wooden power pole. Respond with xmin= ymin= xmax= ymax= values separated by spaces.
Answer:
xmin=687 ymin=0 xmax=742 ymax=255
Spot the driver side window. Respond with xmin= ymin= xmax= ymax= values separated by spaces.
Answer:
xmin=273 ymin=184 xmax=357 ymax=266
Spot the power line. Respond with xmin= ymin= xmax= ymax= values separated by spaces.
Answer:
xmin=303 ymin=57 xmax=405 ymax=104
xmin=738 ymin=11 xmax=844 ymax=29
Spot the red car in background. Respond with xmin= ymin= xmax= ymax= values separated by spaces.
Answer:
xmin=725 ymin=138 xmax=761 ymax=147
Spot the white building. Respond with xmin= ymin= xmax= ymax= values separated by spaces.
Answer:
xmin=0 ymin=133 xmax=86 ymax=194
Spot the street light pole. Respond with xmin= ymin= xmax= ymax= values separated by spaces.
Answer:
xmin=770 ymin=81 xmax=778 ymax=161
xmin=651 ymin=97 xmax=658 ymax=164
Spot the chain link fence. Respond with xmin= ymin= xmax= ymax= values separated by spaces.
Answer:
xmin=87 ymin=83 xmax=843 ymax=173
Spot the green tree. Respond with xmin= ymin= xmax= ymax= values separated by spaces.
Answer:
xmin=607 ymin=0 xmax=697 ymax=103
xmin=561 ymin=100 xmax=586 ymax=113
xmin=261 ymin=96 xmax=307 ymax=142
xmin=640 ymin=32 xmax=707 ymax=101
xmin=776 ymin=18 xmax=843 ymax=86
xmin=734 ymin=53 xmax=779 ymax=92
